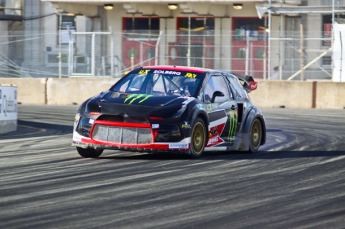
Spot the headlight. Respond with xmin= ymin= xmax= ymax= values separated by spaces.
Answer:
xmin=76 ymin=117 xmax=94 ymax=137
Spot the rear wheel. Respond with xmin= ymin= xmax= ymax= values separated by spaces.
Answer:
xmin=189 ymin=118 xmax=207 ymax=158
xmin=76 ymin=147 xmax=103 ymax=158
xmin=247 ymin=118 xmax=262 ymax=153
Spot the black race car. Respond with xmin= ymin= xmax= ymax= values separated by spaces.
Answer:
xmin=72 ymin=65 xmax=266 ymax=158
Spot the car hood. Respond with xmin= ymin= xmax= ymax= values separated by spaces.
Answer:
xmin=93 ymin=91 xmax=191 ymax=118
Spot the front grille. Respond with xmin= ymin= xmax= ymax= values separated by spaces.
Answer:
xmin=92 ymin=125 xmax=152 ymax=144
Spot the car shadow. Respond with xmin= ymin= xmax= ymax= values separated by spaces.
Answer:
xmin=97 ymin=150 xmax=345 ymax=161
xmin=0 ymin=120 xmax=73 ymax=140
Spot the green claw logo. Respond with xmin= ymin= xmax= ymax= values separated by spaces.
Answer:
xmin=228 ymin=110 xmax=238 ymax=143
xmin=124 ymin=94 xmax=153 ymax=104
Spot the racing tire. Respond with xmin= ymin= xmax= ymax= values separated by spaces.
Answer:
xmin=247 ymin=118 xmax=262 ymax=153
xmin=189 ymin=118 xmax=207 ymax=158
xmin=76 ymin=147 xmax=103 ymax=158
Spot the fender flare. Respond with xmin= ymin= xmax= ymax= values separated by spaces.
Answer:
xmin=242 ymin=107 xmax=266 ymax=145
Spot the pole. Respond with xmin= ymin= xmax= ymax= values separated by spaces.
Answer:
xmin=268 ymin=0 xmax=271 ymax=80
xmin=91 ymin=33 xmax=95 ymax=76
xmin=187 ymin=14 xmax=191 ymax=67
xmin=59 ymin=14 xmax=62 ymax=78
xmin=340 ymin=31 xmax=343 ymax=82
xmin=155 ymin=31 xmax=163 ymax=65
xmin=245 ymin=30 xmax=249 ymax=75
xmin=300 ymin=24 xmax=304 ymax=81
xmin=332 ymin=0 xmax=335 ymax=48
xmin=110 ymin=26 xmax=114 ymax=77
xmin=279 ymin=0 xmax=283 ymax=80
xmin=263 ymin=17 xmax=267 ymax=80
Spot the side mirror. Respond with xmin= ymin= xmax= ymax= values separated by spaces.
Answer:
xmin=211 ymin=91 xmax=224 ymax=103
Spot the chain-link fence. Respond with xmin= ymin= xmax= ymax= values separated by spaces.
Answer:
xmin=0 ymin=29 xmax=333 ymax=80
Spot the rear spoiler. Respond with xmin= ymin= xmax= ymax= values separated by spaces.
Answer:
xmin=232 ymin=73 xmax=258 ymax=93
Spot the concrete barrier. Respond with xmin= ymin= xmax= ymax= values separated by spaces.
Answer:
xmin=0 ymin=78 xmax=344 ymax=109
xmin=250 ymin=80 xmax=314 ymax=109
xmin=0 ymin=78 xmax=46 ymax=104
xmin=315 ymin=81 xmax=345 ymax=109
xmin=46 ymin=78 xmax=119 ymax=105
xmin=0 ymin=85 xmax=17 ymax=134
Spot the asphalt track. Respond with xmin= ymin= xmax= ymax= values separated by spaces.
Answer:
xmin=1 ymin=105 xmax=345 ymax=229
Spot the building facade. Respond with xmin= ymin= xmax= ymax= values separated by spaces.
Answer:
xmin=1 ymin=0 xmax=343 ymax=80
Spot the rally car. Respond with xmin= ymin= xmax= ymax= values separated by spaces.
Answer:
xmin=72 ymin=65 xmax=266 ymax=158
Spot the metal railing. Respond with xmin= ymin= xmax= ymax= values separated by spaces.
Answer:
xmin=0 ymin=29 xmax=333 ymax=80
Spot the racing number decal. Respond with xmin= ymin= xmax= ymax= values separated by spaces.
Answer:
xmin=228 ymin=109 xmax=238 ymax=143
xmin=185 ymin=72 xmax=197 ymax=79
xmin=138 ymin=70 xmax=150 ymax=75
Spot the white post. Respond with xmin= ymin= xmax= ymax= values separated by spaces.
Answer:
xmin=268 ymin=0 xmax=271 ymax=80
xmin=245 ymin=30 xmax=249 ymax=75
xmin=279 ymin=0 xmax=283 ymax=80
xmin=59 ymin=14 xmax=62 ymax=78
xmin=91 ymin=33 xmax=95 ymax=76
xmin=187 ymin=14 xmax=191 ymax=67
xmin=155 ymin=31 xmax=163 ymax=65
xmin=110 ymin=26 xmax=114 ymax=77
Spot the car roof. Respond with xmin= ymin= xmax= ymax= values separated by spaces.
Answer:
xmin=142 ymin=65 xmax=216 ymax=74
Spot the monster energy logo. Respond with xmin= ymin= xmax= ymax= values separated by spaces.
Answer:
xmin=228 ymin=110 xmax=238 ymax=143
xmin=124 ymin=94 xmax=153 ymax=104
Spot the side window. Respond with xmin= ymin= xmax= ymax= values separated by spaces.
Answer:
xmin=227 ymin=75 xmax=247 ymax=98
xmin=204 ymin=76 xmax=232 ymax=103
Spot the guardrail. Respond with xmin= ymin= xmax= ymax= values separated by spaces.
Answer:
xmin=0 ymin=84 xmax=18 ymax=134
xmin=0 ymin=78 xmax=344 ymax=109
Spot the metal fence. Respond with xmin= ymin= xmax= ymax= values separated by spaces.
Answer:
xmin=0 ymin=29 xmax=333 ymax=80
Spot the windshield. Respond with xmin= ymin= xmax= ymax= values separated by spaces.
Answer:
xmin=111 ymin=69 xmax=204 ymax=97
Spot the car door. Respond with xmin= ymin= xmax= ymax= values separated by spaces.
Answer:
xmin=203 ymin=74 xmax=238 ymax=147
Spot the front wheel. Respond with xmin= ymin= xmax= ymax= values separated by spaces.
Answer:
xmin=247 ymin=118 xmax=262 ymax=153
xmin=76 ymin=147 xmax=103 ymax=158
xmin=189 ymin=118 xmax=207 ymax=158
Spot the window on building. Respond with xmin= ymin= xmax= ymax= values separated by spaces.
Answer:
xmin=177 ymin=17 xmax=214 ymax=41
xmin=233 ymin=17 xmax=266 ymax=41
xmin=322 ymin=14 xmax=345 ymax=46
xmin=321 ymin=0 xmax=345 ymax=5
xmin=123 ymin=17 xmax=160 ymax=40
xmin=58 ymin=15 xmax=76 ymax=45
xmin=322 ymin=56 xmax=332 ymax=66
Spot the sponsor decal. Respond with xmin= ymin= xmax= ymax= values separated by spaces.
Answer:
xmin=206 ymin=104 xmax=213 ymax=112
xmin=228 ymin=109 xmax=238 ymax=144
xmin=169 ymin=143 xmax=188 ymax=149
xmin=181 ymin=121 xmax=190 ymax=129
xmin=196 ymin=104 xmax=204 ymax=110
xmin=185 ymin=72 xmax=197 ymax=78
xmin=249 ymin=81 xmax=258 ymax=90
xmin=138 ymin=69 xmax=150 ymax=75
xmin=124 ymin=94 xmax=153 ymax=104
xmin=153 ymin=70 xmax=181 ymax=75
xmin=152 ymin=124 xmax=159 ymax=129
xmin=89 ymin=119 xmax=95 ymax=124
xmin=207 ymin=124 xmax=225 ymax=147
xmin=208 ymin=136 xmax=220 ymax=144
xmin=75 ymin=113 xmax=80 ymax=121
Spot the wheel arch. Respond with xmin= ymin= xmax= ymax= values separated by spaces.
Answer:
xmin=243 ymin=107 xmax=266 ymax=146
xmin=189 ymin=108 xmax=209 ymax=143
